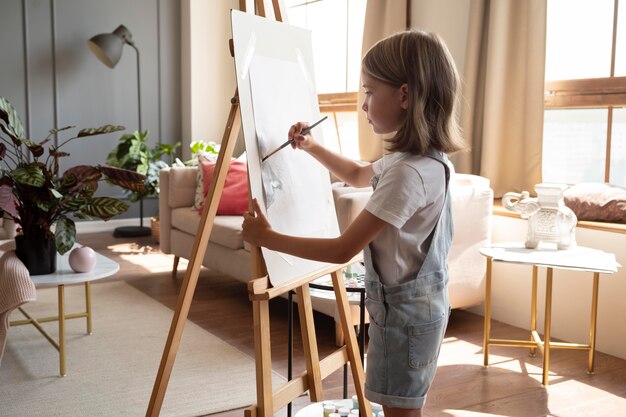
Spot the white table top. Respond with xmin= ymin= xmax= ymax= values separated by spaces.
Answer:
xmin=29 ymin=249 xmax=119 ymax=286
xmin=480 ymin=242 xmax=620 ymax=274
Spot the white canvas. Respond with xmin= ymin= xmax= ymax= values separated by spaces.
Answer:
xmin=231 ymin=11 xmax=340 ymax=287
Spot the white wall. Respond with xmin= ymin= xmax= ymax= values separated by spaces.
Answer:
xmin=469 ymin=216 xmax=626 ymax=360
xmin=180 ymin=0 xmax=239 ymax=160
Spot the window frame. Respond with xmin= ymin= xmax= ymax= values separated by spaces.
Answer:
xmin=543 ymin=0 xmax=624 ymax=183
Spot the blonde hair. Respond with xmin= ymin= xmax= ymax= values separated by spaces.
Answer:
xmin=362 ymin=30 xmax=465 ymax=155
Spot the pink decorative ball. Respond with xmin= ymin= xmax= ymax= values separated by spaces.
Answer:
xmin=69 ymin=246 xmax=97 ymax=273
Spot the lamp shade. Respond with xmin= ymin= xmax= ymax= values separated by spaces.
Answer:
xmin=87 ymin=24 xmax=134 ymax=69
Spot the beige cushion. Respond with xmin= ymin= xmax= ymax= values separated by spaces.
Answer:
xmin=171 ymin=207 xmax=244 ymax=250
xmin=168 ymin=167 xmax=198 ymax=208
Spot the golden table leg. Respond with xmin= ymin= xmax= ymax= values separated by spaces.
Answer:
xmin=85 ymin=282 xmax=93 ymax=334
xmin=588 ymin=272 xmax=600 ymax=373
xmin=58 ymin=284 xmax=66 ymax=377
xmin=483 ymin=258 xmax=492 ymax=366
xmin=542 ymin=268 xmax=553 ymax=385
xmin=529 ymin=266 xmax=538 ymax=356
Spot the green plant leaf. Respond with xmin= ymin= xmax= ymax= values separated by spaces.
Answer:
xmin=50 ymin=188 xmax=63 ymax=199
xmin=49 ymin=126 xmax=74 ymax=135
xmin=82 ymin=197 xmax=129 ymax=220
xmin=34 ymin=193 xmax=53 ymax=212
xmin=55 ymin=215 xmax=76 ymax=255
xmin=77 ymin=125 xmax=125 ymax=137
xmin=61 ymin=195 xmax=87 ymax=213
xmin=12 ymin=164 xmax=45 ymax=187
xmin=98 ymin=164 xmax=146 ymax=192
xmin=60 ymin=165 xmax=102 ymax=194
xmin=0 ymin=96 xmax=25 ymax=140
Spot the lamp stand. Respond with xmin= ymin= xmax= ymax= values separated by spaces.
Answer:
xmin=113 ymin=196 xmax=151 ymax=237
xmin=113 ymin=42 xmax=151 ymax=238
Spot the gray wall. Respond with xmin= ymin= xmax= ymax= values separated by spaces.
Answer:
xmin=0 ymin=0 xmax=181 ymax=220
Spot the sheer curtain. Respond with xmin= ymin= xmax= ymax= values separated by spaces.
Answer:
xmin=455 ymin=0 xmax=547 ymax=196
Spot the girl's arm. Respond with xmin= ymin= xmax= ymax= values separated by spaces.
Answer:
xmin=242 ymin=199 xmax=387 ymax=264
xmin=289 ymin=122 xmax=374 ymax=188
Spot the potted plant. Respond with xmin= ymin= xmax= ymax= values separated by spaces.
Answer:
xmin=105 ymin=130 xmax=182 ymax=241
xmin=0 ymin=96 xmax=146 ymax=275
xmin=106 ymin=130 xmax=181 ymax=202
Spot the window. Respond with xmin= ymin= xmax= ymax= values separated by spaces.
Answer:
xmin=285 ymin=0 xmax=365 ymax=159
xmin=543 ymin=0 xmax=626 ymax=187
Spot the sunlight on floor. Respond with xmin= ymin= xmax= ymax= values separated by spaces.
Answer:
xmin=106 ymin=242 xmax=189 ymax=273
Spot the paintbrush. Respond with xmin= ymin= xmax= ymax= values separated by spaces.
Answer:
xmin=261 ymin=116 xmax=328 ymax=162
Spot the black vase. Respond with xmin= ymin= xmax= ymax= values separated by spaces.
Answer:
xmin=15 ymin=234 xmax=57 ymax=275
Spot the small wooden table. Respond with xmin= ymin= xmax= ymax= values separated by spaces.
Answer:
xmin=10 ymin=248 xmax=119 ymax=376
xmin=480 ymin=242 xmax=619 ymax=385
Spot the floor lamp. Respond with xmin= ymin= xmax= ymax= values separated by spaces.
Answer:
xmin=88 ymin=25 xmax=151 ymax=238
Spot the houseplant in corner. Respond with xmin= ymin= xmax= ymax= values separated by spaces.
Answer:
xmin=105 ymin=129 xmax=181 ymax=240
xmin=0 ymin=96 xmax=146 ymax=275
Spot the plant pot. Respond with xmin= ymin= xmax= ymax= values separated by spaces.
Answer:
xmin=15 ymin=234 xmax=57 ymax=275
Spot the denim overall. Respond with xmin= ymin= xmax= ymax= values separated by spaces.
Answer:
xmin=363 ymin=149 xmax=452 ymax=409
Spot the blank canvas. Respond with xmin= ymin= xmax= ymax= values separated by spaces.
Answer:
xmin=231 ymin=10 xmax=340 ymax=287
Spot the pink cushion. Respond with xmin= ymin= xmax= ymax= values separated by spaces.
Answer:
xmin=200 ymin=161 xmax=249 ymax=215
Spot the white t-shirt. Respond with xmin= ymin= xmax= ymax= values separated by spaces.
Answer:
xmin=365 ymin=152 xmax=446 ymax=286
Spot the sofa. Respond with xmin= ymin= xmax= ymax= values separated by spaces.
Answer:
xmin=159 ymin=166 xmax=494 ymax=341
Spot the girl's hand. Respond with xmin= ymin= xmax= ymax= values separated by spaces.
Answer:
xmin=242 ymin=198 xmax=272 ymax=247
xmin=288 ymin=121 xmax=316 ymax=151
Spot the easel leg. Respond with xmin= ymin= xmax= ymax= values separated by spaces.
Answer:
xmin=295 ymin=285 xmax=324 ymax=402
xmin=145 ymin=99 xmax=241 ymax=417
xmin=287 ymin=291 xmax=294 ymax=417
xmin=331 ymin=270 xmax=371 ymax=417
xmin=335 ymin=321 xmax=345 ymax=346
xmin=253 ymin=296 xmax=275 ymax=417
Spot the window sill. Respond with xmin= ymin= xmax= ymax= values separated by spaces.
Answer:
xmin=493 ymin=198 xmax=626 ymax=235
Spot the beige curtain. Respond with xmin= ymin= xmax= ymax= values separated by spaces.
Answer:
xmin=358 ymin=0 xmax=408 ymax=162
xmin=455 ymin=0 xmax=547 ymax=197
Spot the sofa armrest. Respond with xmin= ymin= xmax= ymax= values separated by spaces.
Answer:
xmin=159 ymin=168 xmax=173 ymax=253
xmin=159 ymin=166 xmax=198 ymax=254
xmin=167 ymin=167 xmax=198 ymax=208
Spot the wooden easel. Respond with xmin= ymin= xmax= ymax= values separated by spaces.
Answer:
xmin=146 ymin=1 xmax=371 ymax=416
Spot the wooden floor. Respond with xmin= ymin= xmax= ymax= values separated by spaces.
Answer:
xmin=79 ymin=232 xmax=626 ymax=417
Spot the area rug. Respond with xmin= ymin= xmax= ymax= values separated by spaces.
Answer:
xmin=0 ymin=281 xmax=284 ymax=416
